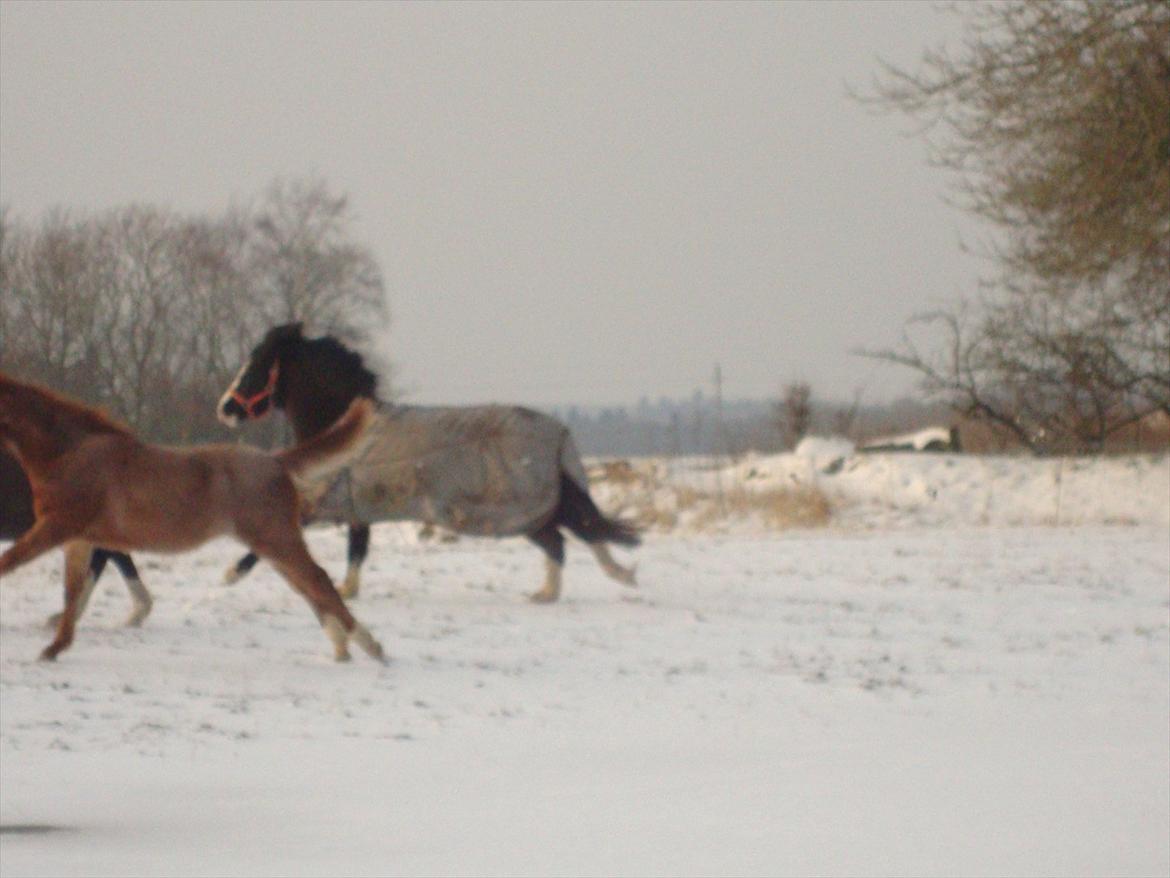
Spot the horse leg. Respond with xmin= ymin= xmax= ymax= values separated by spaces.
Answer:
xmin=527 ymin=521 xmax=565 ymax=603
xmin=44 ymin=548 xmax=105 ymax=629
xmin=0 ymin=517 xmax=70 ymax=578
xmin=41 ymin=541 xmax=94 ymax=661
xmin=549 ymin=472 xmax=639 ymax=589
xmin=223 ymin=551 xmax=260 ymax=585
xmin=109 ymin=552 xmax=152 ymax=626
xmin=338 ymin=524 xmax=371 ymax=599
xmin=590 ymin=543 xmax=638 ymax=587
xmin=44 ymin=550 xmax=153 ymax=628
xmin=254 ymin=535 xmax=384 ymax=663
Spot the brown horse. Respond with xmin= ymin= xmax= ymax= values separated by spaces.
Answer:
xmin=1 ymin=449 xmax=153 ymax=628
xmin=0 ymin=372 xmax=384 ymax=663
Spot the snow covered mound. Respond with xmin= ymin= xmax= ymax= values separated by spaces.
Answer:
xmin=793 ymin=434 xmax=856 ymax=465
xmin=822 ymin=451 xmax=1169 ymax=529
xmin=588 ymin=451 xmax=1170 ymax=532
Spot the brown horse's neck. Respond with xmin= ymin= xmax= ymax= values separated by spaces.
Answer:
xmin=0 ymin=376 xmax=131 ymax=471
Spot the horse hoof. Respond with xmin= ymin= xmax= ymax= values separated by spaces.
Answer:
xmin=38 ymin=647 xmax=60 ymax=662
xmin=338 ymin=575 xmax=360 ymax=600
xmin=350 ymin=624 xmax=385 ymax=662
xmin=124 ymin=600 xmax=152 ymax=627
xmin=529 ymin=590 xmax=559 ymax=604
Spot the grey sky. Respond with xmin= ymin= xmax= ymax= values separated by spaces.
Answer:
xmin=0 ymin=0 xmax=978 ymax=408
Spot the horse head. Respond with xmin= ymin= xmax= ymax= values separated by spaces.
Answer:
xmin=217 ymin=322 xmax=302 ymax=427
xmin=218 ymin=323 xmax=379 ymax=438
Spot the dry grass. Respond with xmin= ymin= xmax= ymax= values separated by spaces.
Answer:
xmin=589 ymin=458 xmax=833 ymax=534
xmin=685 ymin=485 xmax=832 ymax=532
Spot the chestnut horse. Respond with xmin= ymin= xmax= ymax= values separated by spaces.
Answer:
xmin=1 ymin=449 xmax=153 ymax=628
xmin=0 ymin=372 xmax=384 ymax=662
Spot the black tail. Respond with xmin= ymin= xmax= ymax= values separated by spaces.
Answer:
xmin=556 ymin=474 xmax=641 ymax=547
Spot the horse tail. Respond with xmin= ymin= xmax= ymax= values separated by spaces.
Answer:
xmin=275 ymin=398 xmax=374 ymax=480
xmin=553 ymin=431 xmax=640 ymax=547
xmin=556 ymin=430 xmax=592 ymax=493
xmin=556 ymin=473 xmax=641 ymax=547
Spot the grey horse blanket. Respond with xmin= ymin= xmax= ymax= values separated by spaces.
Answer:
xmin=301 ymin=403 xmax=588 ymax=536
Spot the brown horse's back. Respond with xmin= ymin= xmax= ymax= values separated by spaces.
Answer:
xmin=0 ymin=450 xmax=35 ymax=541
xmin=63 ymin=438 xmax=291 ymax=554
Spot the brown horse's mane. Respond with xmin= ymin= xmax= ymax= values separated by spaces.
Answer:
xmin=0 ymin=373 xmax=132 ymax=439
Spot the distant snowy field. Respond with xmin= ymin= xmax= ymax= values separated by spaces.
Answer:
xmin=2 ymin=453 xmax=1168 ymax=877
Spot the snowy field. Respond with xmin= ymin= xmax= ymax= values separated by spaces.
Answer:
xmin=1 ymin=453 xmax=1168 ymax=877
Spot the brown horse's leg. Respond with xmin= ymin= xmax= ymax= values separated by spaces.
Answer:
xmin=255 ymin=535 xmax=385 ymax=663
xmin=41 ymin=541 xmax=94 ymax=661
xmin=44 ymin=559 xmax=100 ymax=629
xmin=0 ymin=517 xmax=70 ymax=579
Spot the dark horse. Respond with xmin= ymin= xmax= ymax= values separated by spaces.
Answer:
xmin=0 ymin=372 xmax=383 ymax=662
xmin=1 ymin=449 xmax=152 ymax=627
xmin=217 ymin=323 xmax=640 ymax=603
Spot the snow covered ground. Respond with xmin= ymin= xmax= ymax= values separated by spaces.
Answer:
xmin=1 ymin=453 xmax=1168 ymax=877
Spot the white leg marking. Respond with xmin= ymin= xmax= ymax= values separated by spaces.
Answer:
xmin=46 ymin=571 xmax=98 ymax=628
xmin=591 ymin=544 xmax=638 ymax=587
xmin=339 ymin=563 xmax=361 ymax=599
xmin=322 ymin=614 xmax=351 ymax=662
xmin=349 ymin=622 xmax=386 ymax=662
xmin=530 ymin=558 xmax=563 ymax=603
xmin=75 ymin=571 xmax=99 ymax=617
xmin=124 ymin=578 xmax=153 ymax=627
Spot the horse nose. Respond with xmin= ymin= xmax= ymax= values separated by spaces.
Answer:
xmin=217 ymin=396 xmax=244 ymax=427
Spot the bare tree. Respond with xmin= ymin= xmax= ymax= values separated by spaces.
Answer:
xmin=773 ymin=381 xmax=813 ymax=449
xmin=0 ymin=176 xmax=390 ymax=443
xmin=859 ymin=0 xmax=1170 ymax=452
xmin=831 ymin=387 xmax=864 ymax=439
xmin=870 ymin=295 xmax=1158 ymax=454
xmin=245 ymin=177 xmax=387 ymax=345
xmin=0 ymin=210 xmax=106 ymax=400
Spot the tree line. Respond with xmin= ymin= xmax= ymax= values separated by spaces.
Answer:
xmin=0 ymin=177 xmax=387 ymax=444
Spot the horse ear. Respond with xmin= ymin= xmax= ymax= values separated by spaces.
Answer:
xmin=264 ymin=322 xmax=304 ymax=345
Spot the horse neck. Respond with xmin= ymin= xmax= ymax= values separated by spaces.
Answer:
xmin=281 ymin=357 xmax=367 ymax=440
xmin=0 ymin=381 xmax=125 ymax=470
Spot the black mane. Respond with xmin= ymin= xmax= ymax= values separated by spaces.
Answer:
xmin=304 ymin=335 xmax=380 ymax=402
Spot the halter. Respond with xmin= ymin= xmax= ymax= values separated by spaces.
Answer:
xmin=229 ymin=362 xmax=280 ymax=419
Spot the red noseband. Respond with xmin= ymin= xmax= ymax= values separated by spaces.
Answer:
xmin=230 ymin=362 xmax=280 ymax=419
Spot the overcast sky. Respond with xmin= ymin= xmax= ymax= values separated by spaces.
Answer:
xmin=0 ymin=1 xmax=980 ymax=408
